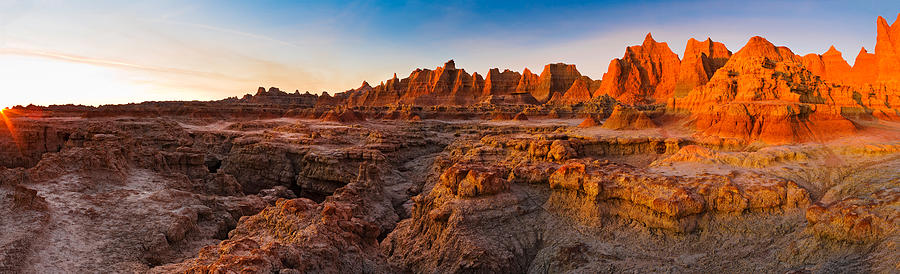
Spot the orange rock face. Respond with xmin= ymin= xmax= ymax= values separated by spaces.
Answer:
xmin=342 ymin=60 xmax=486 ymax=106
xmin=600 ymin=105 xmax=657 ymax=130
xmin=801 ymin=54 xmax=826 ymax=80
xmin=675 ymin=38 xmax=732 ymax=97
xmin=482 ymin=68 xmax=521 ymax=96
xmin=513 ymin=112 xmax=528 ymax=121
xmin=731 ymin=36 xmax=801 ymax=62
xmin=577 ymin=117 xmax=601 ymax=128
xmin=676 ymin=36 xmax=858 ymax=144
xmin=551 ymin=76 xmax=594 ymax=105
xmin=802 ymin=46 xmax=852 ymax=84
xmin=876 ymin=14 xmax=900 ymax=83
xmin=480 ymin=92 xmax=540 ymax=105
xmin=849 ymin=47 xmax=879 ymax=85
xmin=341 ymin=61 xmax=590 ymax=107
xmin=515 ymin=68 xmax=541 ymax=98
xmin=596 ymin=33 xmax=682 ymax=104
xmin=321 ymin=109 xmax=366 ymax=123
xmin=530 ymin=63 xmax=582 ymax=103
xmin=821 ymin=46 xmax=852 ymax=83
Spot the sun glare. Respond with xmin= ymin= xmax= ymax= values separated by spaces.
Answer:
xmin=0 ymin=55 xmax=156 ymax=106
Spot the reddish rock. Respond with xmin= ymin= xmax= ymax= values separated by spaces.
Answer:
xmin=577 ymin=117 xmax=601 ymax=128
xmin=802 ymin=46 xmax=852 ymax=83
xmin=530 ymin=63 xmax=582 ymax=103
xmin=875 ymin=14 xmax=900 ymax=82
xmin=730 ymin=36 xmax=800 ymax=62
xmin=322 ymin=109 xmax=365 ymax=123
xmin=546 ymin=109 xmax=562 ymax=119
xmin=314 ymin=91 xmax=341 ymax=107
xmin=821 ymin=46 xmax=852 ymax=83
xmin=676 ymin=36 xmax=858 ymax=144
xmin=551 ymin=76 xmax=594 ymax=105
xmin=481 ymin=93 xmax=540 ymax=105
xmin=675 ymin=38 xmax=732 ymax=97
xmin=801 ymin=53 xmax=827 ymax=80
xmin=513 ymin=112 xmax=528 ymax=121
xmin=600 ymin=105 xmax=657 ymax=130
xmin=490 ymin=112 xmax=514 ymax=121
xmin=343 ymin=60 xmax=486 ymax=106
xmin=515 ymin=68 xmax=541 ymax=97
xmin=482 ymin=68 xmax=521 ymax=96
xmin=849 ymin=47 xmax=879 ymax=84
xmin=595 ymin=33 xmax=681 ymax=104
xmin=368 ymin=75 xmax=405 ymax=106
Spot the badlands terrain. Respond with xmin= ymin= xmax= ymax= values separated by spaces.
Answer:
xmin=1 ymin=15 xmax=900 ymax=274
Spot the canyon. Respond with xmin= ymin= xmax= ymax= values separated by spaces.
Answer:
xmin=1 ymin=14 xmax=899 ymax=274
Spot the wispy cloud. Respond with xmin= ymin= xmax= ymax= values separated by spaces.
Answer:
xmin=0 ymin=47 xmax=252 ymax=82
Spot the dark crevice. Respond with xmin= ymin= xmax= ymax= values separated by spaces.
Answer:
xmin=205 ymin=157 xmax=221 ymax=173
xmin=297 ymin=187 xmax=328 ymax=203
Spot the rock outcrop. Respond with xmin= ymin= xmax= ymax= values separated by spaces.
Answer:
xmin=674 ymin=38 xmax=732 ymax=97
xmin=577 ymin=117 xmax=601 ymax=128
xmin=675 ymin=36 xmax=858 ymax=144
xmin=802 ymin=46 xmax=852 ymax=84
xmin=153 ymin=164 xmax=396 ymax=273
xmin=337 ymin=61 xmax=585 ymax=106
xmin=515 ymin=68 xmax=541 ymax=99
xmin=806 ymin=186 xmax=898 ymax=243
xmin=876 ymin=14 xmax=900 ymax=83
xmin=482 ymin=68 xmax=521 ymax=96
xmin=529 ymin=63 xmax=582 ymax=103
xmin=547 ymin=160 xmax=810 ymax=232
xmin=849 ymin=47 xmax=879 ymax=85
xmin=595 ymin=33 xmax=682 ymax=104
xmin=600 ymin=105 xmax=657 ymax=130
xmin=551 ymin=76 xmax=595 ymax=105
xmin=341 ymin=60 xmax=486 ymax=106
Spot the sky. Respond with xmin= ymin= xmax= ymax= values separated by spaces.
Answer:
xmin=1 ymin=0 xmax=899 ymax=107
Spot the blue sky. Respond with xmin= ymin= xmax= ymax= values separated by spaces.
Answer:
xmin=0 ymin=0 xmax=898 ymax=106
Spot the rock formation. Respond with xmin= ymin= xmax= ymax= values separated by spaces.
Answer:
xmin=2 ymin=13 xmax=900 ymax=274
xmin=674 ymin=38 xmax=732 ymax=97
xmin=482 ymin=68 xmax=522 ymax=97
xmin=676 ymin=36 xmax=858 ymax=144
xmin=577 ymin=116 xmax=601 ymax=128
xmin=876 ymin=14 xmax=900 ymax=83
xmin=551 ymin=76 xmax=595 ymax=105
xmin=515 ymin=68 xmax=541 ymax=99
xmin=530 ymin=63 xmax=583 ymax=103
xmin=153 ymin=165 xmax=396 ymax=273
xmin=338 ymin=61 xmax=586 ymax=107
xmin=240 ymin=87 xmax=317 ymax=106
xmin=595 ymin=33 xmax=682 ymax=104
xmin=849 ymin=47 xmax=879 ymax=84
xmin=600 ymin=105 xmax=657 ymax=130
xmin=802 ymin=46 xmax=852 ymax=84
